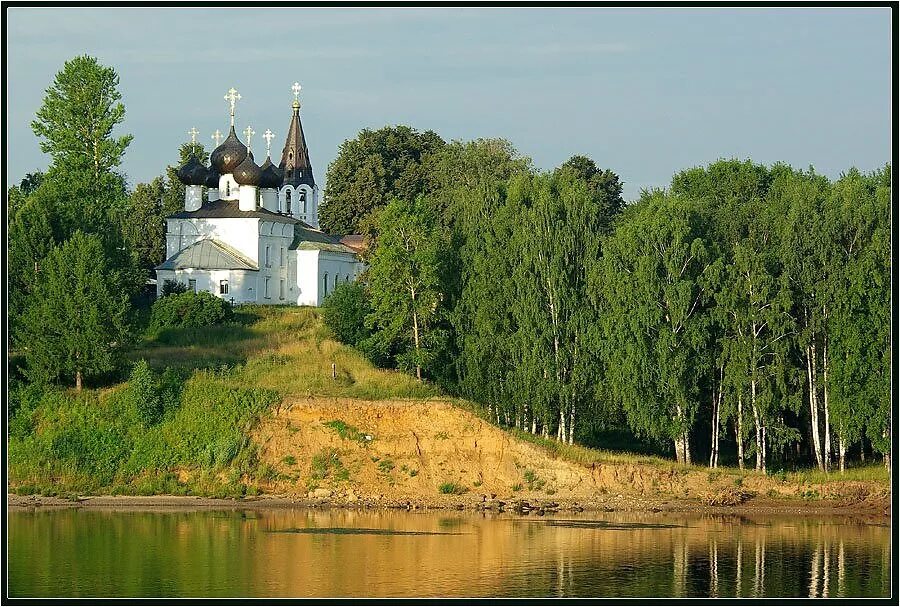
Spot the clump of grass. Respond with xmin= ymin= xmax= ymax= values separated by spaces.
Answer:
xmin=439 ymin=482 xmax=467 ymax=495
xmin=310 ymin=449 xmax=350 ymax=482
xmin=323 ymin=419 xmax=371 ymax=443
xmin=434 ymin=432 xmax=449 ymax=440
xmin=408 ymin=469 xmax=419 ymax=477
xmin=511 ymin=483 xmax=523 ymax=492
xmin=523 ymin=469 xmax=546 ymax=491
xmin=281 ymin=455 xmax=297 ymax=466
xmin=377 ymin=459 xmax=395 ymax=473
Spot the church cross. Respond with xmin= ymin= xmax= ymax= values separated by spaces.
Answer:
xmin=224 ymin=87 xmax=241 ymax=126
xmin=243 ymin=125 xmax=255 ymax=150
xmin=211 ymin=129 xmax=223 ymax=146
xmin=188 ymin=127 xmax=199 ymax=144
xmin=291 ymin=82 xmax=302 ymax=105
xmin=263 ymin=129 xmax=275 ymax=156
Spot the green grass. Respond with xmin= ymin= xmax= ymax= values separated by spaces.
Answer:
xmin=438 ymin=482 xmax=468 ymax=495
xmin=323 ymin=419 xmax=370 ymax=443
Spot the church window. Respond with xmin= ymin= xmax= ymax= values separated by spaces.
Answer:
xmin=280 ymin=247 xmax=285 ymax=267
xmin=346 ymin=274 xmax=350 ymax=283
xmin=220 ymin=279 xmax=229 ymax=295
xmin=323 ymin=273 xmax=328 ymax=297
xmin=264 ymin=277 xmax=270 ymax=299
xmin=334 ymin=274 xmax=338 ymax=289
xmin=300 ymin=190 xmax=307 ymax=214
xmin=225 ymin=181 xmax=231 ymax=197
xmin=265 ymin=245 xmax=271 ymax=268
xmin=285 ymin=190 xmax=292 ymax=214
xmin=279 ymin=279 xmax=285 ymax=300
xmin=188 ymin=279 xmax=197 ymax=293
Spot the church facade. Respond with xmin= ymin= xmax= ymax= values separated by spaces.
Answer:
xmin=155 ymin=85 xmax=364 ymax=306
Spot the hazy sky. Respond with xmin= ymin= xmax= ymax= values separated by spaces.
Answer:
xmin=6 ymin=7 xmax=892 ymax=201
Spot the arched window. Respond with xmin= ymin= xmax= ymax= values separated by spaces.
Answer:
xmin=225 ymin=181 xmax=231 ymax=197
xmin=323 ymin=273 xmax=328 ymax=297
xmin=299 ymin=190 xmax=307 ymax=214
xmin=334 ymin=274 xmax=338 ymax=289
xmin=285 ymin=190 xmax=292 ymax=214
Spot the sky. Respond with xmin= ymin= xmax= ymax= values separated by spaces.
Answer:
xmin=5 ymin=7 xmax=893 ymax=201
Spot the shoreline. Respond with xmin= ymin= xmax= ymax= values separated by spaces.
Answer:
xmin=8 ymin=493 xmax=890 ymax=521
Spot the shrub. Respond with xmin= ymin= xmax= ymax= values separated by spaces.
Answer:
xmin=128 ymin=360 xmax=163 ymax=427
xmin=161 ymin=280 xmax=188 ymax=296
xmin=438 ymin=482 xmax=467 ymax=495
xmin=321 ymin=282 xmax=372 ymax=347
xmin=148 ymin=291 xmax=233 ymax=334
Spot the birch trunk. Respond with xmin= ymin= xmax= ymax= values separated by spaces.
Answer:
xmin=737 ymin=394 xmax=745 ymax=470
xmin=823 ymin=337 xmax=832 ymax=473
xmin=808 ymin=344 xmax=824 ymax=471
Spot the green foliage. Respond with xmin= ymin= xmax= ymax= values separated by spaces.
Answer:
xmin=31 ymin=55 xmax=132 ymax=179
xmin=128 ymin=360 xmax=163 ymax=427
xmin=322 ymin=282 xmax=373 ymax=347
xmin=148 ymin=291 xmax=234 ymax=334
xmin=320 ymin=125 xmax=445 ymax=234
xmin=161 ymin=280 xmax=189 ymax=296
xmin=16 ymin=232 xmax=131 ymax=389
xmin=366 ymin=198 xmax=450 ymax=380
xmin=323 ymin=419 xmax=369 ymax=443
xmin=377 ymin=459 xmax=396 ymax=473
xmin=310 ymin=449 xmax=350 ymax=482
xmin=438 ymin=482 xmax=468 ymax=495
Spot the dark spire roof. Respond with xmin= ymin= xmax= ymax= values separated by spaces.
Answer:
xmin=279 ymin=103 xmax=315 ymax=188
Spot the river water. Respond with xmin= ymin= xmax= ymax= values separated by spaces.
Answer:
xmin=8 ymin=508 xmax=890 ymax=598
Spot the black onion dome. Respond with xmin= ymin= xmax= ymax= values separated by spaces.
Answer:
xmin=176 ymin=156 xmax=206 ymax=186
xmin=204 ymin=165 xmax=220 ymax=188
xmin=258 ymin=157 xmax=282 ymax=189
xmin=233 ymin=154 xmax=261 ymax=186
xmin=210 ymin=127 xmax=248 ymax=174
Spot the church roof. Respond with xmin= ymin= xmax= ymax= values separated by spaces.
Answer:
xmin=289 ymin=224 xmax=356 ymax=254
xmin=156 ymin=238 xmax=259 ymax=271
xmin=168 ymin=199 xmax=301 ymax=223
xmin=279 ymin=104 xmax=315 ymax=188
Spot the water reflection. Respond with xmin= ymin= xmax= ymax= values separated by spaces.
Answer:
xmin=8 ymin=509 xmax=890 ymax=598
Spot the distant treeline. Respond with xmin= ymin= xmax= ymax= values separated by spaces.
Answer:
xmin=321 ymin=128 xmax=891 ymax=472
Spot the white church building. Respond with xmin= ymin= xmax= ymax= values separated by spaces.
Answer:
xmin=155 ymin=85 xmax=364 ymax=306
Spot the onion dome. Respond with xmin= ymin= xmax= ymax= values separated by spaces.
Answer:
xmin=210 ymin=127 xmax=248 ymax=174
xmin=258 ymin=157 xmax=282 ymax=189
xmin=233 ymin=154 xmax=261 ymax=186
xmin=176 ymin=155 xmax=208 ymax=186
xmin=204 ymin=165 xmax=220 ymax=188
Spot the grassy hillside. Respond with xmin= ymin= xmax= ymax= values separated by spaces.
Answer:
xmin=8 ymin=306 xmax=889 ymax=507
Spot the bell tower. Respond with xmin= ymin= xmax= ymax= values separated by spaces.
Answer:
xmin=278 ymin=82 xmax=319 ymax=227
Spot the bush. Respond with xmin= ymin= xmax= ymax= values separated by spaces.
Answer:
xmin=148 ymin=290 xmax=234 ymax=334
xmin=161 ymin=280 xmax=188 ymax=296
xmin=128 ymin=360 xmax=163 ymax=427
xmin=322 ymin=282 xmax=372 ymax=347
xmin=438 ymin=482 xmax=467 ymax=495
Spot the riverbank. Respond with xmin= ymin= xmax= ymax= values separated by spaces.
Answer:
xmin=8 ymin=491 xmax=890 ymax=521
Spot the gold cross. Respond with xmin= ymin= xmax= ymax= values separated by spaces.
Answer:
xmin=224 ymin=87 xmax=241 ymax=126
xmin=291 ymin=82 xmax=302 ymax=106
xmin=188 ymin=127 xmax=199 ymax=144
xmin=243 ymin=125 xmax=255 ymax=150
xmin=263 ymin=129 xmax=275 ymax=156
xmin=211 ymin=129 xmax=223 ymax=146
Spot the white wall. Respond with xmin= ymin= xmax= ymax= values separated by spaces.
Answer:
xmin=295 ymin=249 xmax=363 ymax=306
xmin=167 ymin=217 xmax=260 ymax=262
xmin=155 ymin=268 xmax=259 ymax=303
